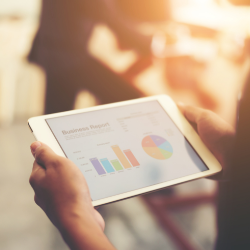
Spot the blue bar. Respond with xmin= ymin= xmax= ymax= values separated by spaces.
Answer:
xmin=100 ymin=158 xmax=115 ymax=173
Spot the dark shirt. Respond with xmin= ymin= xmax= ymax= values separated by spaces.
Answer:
xmin=28 ymin=0 xmax=102 ymax=65
xmin=216 ymin=73 xmax=250 ymax=250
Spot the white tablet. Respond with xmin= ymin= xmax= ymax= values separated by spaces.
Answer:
xmin=28 ymin=95 xmax=221 ymax=206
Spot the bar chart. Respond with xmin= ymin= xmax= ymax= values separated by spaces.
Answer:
xmin=100 ymin=158 xmax=115 ymax=173
xmin=89 ymin=145 xmax=140 ymax=175
xmin=123 ymin=149 xmax=140 ymax=167
xmin=110 ymin=159 xmax=123 ymax=171
xmin=89 ymin=158 xmax=106 ymax=175
xmin=111 ymin=145 xmax=132 ymax=169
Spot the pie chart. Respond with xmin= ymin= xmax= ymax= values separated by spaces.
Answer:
xmin=142 ymin=135 xmax=173 ymax=160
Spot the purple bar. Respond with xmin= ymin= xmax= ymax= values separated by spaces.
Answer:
xmin=90 ymin=158 xmax=106 ymax=175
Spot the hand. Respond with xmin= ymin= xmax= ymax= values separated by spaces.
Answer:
xmin=178 ymin=104 xmax=235 ymax=177
xmin=29 ymin=142 xmax=114 ymax=250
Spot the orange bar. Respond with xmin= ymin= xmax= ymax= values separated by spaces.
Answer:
xmin=111 ymin=145 xmax=132 ymax=169
xmin=123 ymin=149 xmax=140 ymax=167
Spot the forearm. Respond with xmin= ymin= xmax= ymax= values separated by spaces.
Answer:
xmin=59 ymin=213 xmax=115 ymax=250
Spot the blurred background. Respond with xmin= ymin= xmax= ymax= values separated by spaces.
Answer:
xmin=0 ymin=0 xmax=250 ymax=249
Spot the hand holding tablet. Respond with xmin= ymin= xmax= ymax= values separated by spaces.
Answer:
xmin=29 ymin=141 xmax=115 ymax=250
xmin=178 ymin=104 xmax=235 ymax=171
xmin=28 ymin=95 xmax=223 ymax=206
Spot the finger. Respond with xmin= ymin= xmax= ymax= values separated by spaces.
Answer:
xmin=32 ymin=142 xmax=59 ymax=169
xmin=93 ymin=209 xmax=105 ymax=231
xmin=32 ymin=160 xmax=45 ymax=171
xmin=30 ymin=141 xmax=42 ymax=158
xmin=34 ymin=194 xmax=46 ymax=211
xmin=178 ymin=104 xmax=204 ymax=124
xmin=29 ymin=163 xmax=46 ymax=189
xmin=34 ymin=194 xmax=42 ymax=207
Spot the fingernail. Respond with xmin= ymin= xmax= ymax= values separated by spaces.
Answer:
xmin=30 ymin=141 xmax=41 ymax=153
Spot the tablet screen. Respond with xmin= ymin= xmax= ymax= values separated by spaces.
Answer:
xmin=46 ymin=101 xmax=208 ymax=201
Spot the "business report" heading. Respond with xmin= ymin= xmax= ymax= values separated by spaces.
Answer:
xmin=62 ymin=123 xmax=110 ymax=135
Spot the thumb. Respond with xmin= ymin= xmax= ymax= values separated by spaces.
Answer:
xmin=30 ymin=141 xmax=58 ymax=169
xmin=178 ymin=103 xmax=204 ymax=124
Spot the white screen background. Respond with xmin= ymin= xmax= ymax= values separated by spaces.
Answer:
xmin=46 ymin=101 xmax=207 ymax=201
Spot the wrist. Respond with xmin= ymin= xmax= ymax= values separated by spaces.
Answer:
xmin=57 ymin=209 xmax=113 ymax=250
xmin=53 ymin=203 xmax=94 ymax=230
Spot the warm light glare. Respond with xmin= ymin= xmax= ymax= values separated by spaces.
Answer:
xmin=171 ymin=0 xmax=250 ymax=32
xmin=0 ymin=0 xmax=41 ymax=16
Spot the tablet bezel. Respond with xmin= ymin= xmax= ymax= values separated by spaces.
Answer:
xmin=28 ymin=95 xmax=222 ymax=207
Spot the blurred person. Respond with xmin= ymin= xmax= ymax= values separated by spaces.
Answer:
xmin=29 ymin=0 xmax=169 ymax=114
xmin=211 ymin=2 xmax=250 ymax=249
xmin=29 ymin=1 xmax=250 ymax=250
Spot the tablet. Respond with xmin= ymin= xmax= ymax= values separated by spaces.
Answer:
xmin=28 ymin=95 xmax=221 ymax=206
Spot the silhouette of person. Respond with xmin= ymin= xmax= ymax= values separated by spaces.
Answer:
xmin=29 ymin=0 xmax=161 ymax=114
